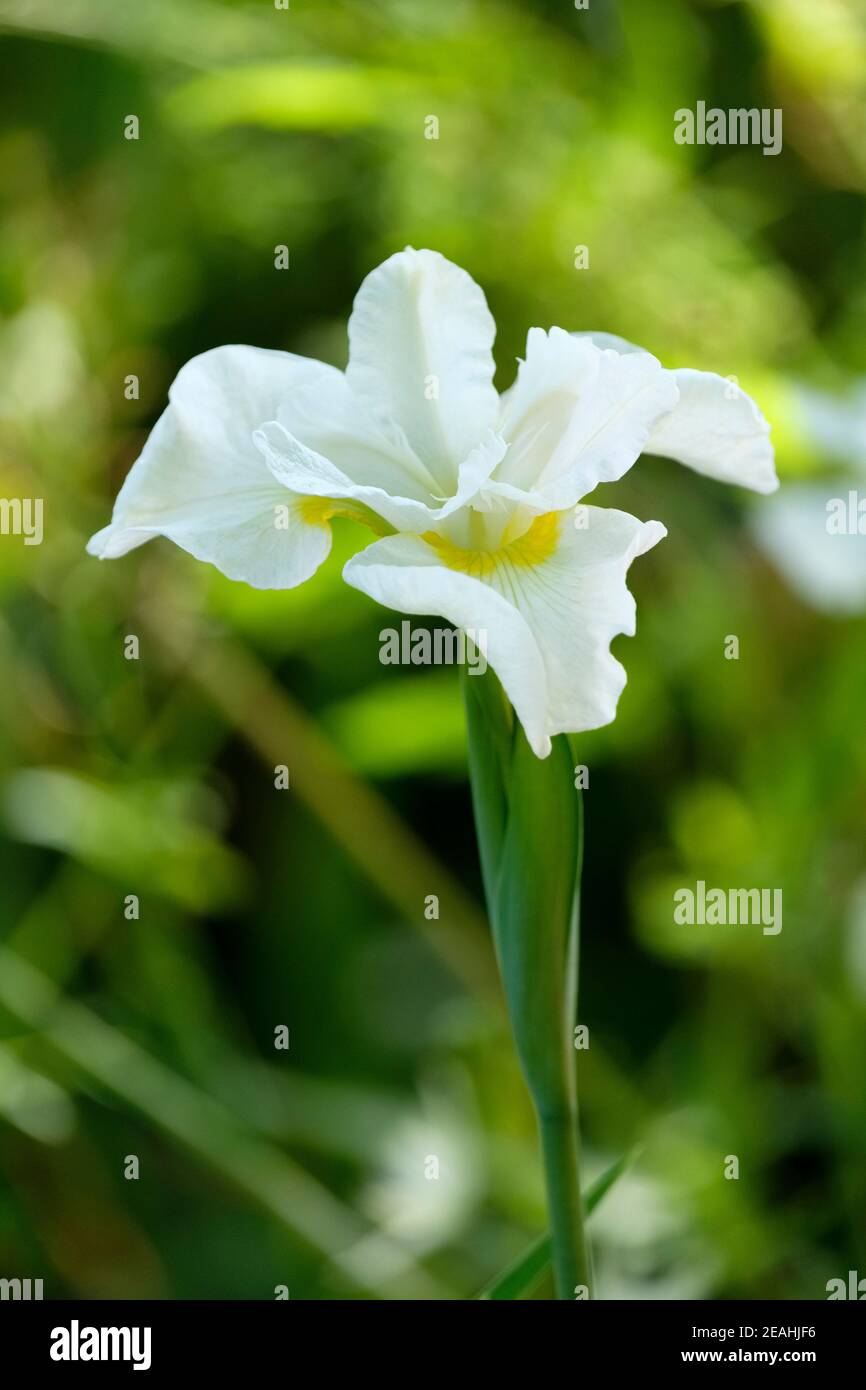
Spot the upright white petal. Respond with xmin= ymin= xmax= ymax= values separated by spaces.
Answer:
xmin=343 ymin=506 xmax=665 ymax=757
xmin=87 ymin=345 xmax=337 ymax=589
xmin=496 ymin=328 xmax=678 ymax=508
xmin=577 ymin=332 xmax=778 ymax=494
xmin=346 ymin=248 xmax=498 ymax=484
xmin=267 ymin=366 xmax=443 ymax=501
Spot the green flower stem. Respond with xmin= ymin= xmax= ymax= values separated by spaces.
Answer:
xmin=538 ymin=1108 xmax=591 ymax=1298
xmin=462 ymin=670 xmax=592 ymax=1300
xmin=538 ymin=789 xmax=591 ymax=1300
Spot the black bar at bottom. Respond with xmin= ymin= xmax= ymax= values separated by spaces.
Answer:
xmin=0 ymin=1298 xmax=862 ymax=1374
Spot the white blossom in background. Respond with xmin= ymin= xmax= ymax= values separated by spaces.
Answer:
xmin=589 ymin=1166 xmax=717 ymax=1301
xmin=89 ymin=249 xmax=777 ymax=756
xmin=752 ymin=382 xmax=866 ymax=614
xmin=359 ymin=1105 xmax=482 ymax=1252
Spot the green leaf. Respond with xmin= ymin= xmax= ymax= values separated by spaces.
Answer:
xmin=492 ymin=728 xmax=581 ymax=1112
xmin=461 ymin=667 xmax=513 ymax=918
xmin=165 ymin=63 xmax=421 ymax=134
xmin=1 ymin=768 xmax=247 ymax=912
xmin=477 ymin=1151 xmax=635 ymax=1300
xmin=325 ymin=673 xmax=466 ymax=777
xmin=479 ymin=1232 xmax=550 ymax=1302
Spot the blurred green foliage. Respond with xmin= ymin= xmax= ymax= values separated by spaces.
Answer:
xmin=0 ymin=0 xmax=864 ymax=1299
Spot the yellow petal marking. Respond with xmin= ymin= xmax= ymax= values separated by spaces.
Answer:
xmin=422 ymin=511 xmax=562 ymax=577
xmin=298 ymin=496 xmax=391 ymax=536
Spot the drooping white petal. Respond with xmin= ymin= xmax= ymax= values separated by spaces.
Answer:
xmin=255 ymin=421 xmax=506 ymax=533
xmin=647 ymin=369 xmax=777 ymax=493
xmin=345 ymin=535 xmax=550 ymax=749
xmin=86 ymin=345 xmax=337 ymax=589
xmin=495 ymin=328 xmax=679 ymax=508
xmin=346 ymin=248 xmax=499 ymax=484
xmin=576 ymin=332 xmax=778 ymax=494
xmin=343 ymin=506 xmax=666 ymax=757
xmin=751 ymin=484 xmax=866 ymax=614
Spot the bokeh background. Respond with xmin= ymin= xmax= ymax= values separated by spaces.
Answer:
xmin=1 ymin=0 xmax=865 ymax=1300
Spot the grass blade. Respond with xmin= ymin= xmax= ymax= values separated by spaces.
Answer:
xmin=478 ymin=1150 xmax=635 ymax=1300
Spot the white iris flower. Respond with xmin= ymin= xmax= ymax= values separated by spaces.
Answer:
xmin=88 ymin=248 xmax=777 ymax=756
